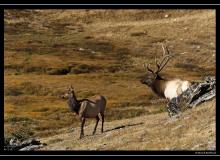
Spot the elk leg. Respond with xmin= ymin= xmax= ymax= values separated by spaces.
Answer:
xmin=101 ymin=113 xmax=104 ymax=133
xmin=93 ymin=115 xmax=99 ymax=135
xmin=80 ymin=117 xmax=85 ymax=139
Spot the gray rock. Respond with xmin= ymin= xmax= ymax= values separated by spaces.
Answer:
xmin=4 ymin=138 xmax=46 ymax=151
xmin=19 ymin=145 xmax=43 ymax=151
xmin=167 ymin=76 xmax=215 ymax=117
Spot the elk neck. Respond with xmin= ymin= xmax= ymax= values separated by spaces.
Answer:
xmin=151 ymin=75 xmax=167 ymax=98
xmin=67 ymin=94 xmax=81 ymax=114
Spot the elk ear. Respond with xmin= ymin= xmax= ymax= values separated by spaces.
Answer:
xmin=70 ymin=85 xmax=74 ymax=90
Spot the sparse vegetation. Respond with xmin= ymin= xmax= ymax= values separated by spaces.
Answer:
xmin=5 ymin=127 xmax=34 ymax=142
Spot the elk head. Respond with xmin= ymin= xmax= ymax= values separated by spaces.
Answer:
xmin=60 ymin=85 xmax=76 ymax=99
xmin=140 ymin=44 xmax=173 ymax=87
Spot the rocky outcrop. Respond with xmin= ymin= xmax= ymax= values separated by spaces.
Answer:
xmin=4 ymin=138 xmax=47 ymax=151
xmin=167 ymin=76 xmax=216 ymax=117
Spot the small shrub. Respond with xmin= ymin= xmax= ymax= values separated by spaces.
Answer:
xmin=46 ymin=67 xmax=69 ymax=75
xmin=52 ymin=44 xmax=65 ymax=48
xmin=4 ymin=87 xmax=23 ymax=96
xmin=14 ymin=72 xmax=22 ymax=75
xmin=11 ymin=128 xmax=34 ymax=141
xmin=4 ymin=64 xmax=23 ymax=72
xmin=23 ymin=66 xmax=45 ymax=73
xmin=130 ymin=31 xmax=147 ymax=37
xmin=84 ymin=36 xmax=93 ymax=39
xmin=6 ymin=116 xmax=34 ymax=123
xmin=106 ymin=65 xmax=121 ymax=73
xmin=69 ymin=64 xmax=100 ymax=74
xmin=4 ymin=137 xmax=10 ymax=146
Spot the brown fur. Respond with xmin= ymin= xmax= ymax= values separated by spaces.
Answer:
xmin=64 ymin=87 xmax=106 ymax=139
xmin=151 ymin=79 xmax=167 ymax=98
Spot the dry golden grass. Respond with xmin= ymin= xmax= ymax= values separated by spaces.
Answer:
xmin=4 ymin=9 xmax=215 ymax=150
xmin=40 ymin=99 xmax=215 ymax=150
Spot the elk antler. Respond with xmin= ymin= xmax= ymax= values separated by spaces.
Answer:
xmin=143 ymin=44 xmax=173 ymax=75
xmin=144 ymin=63 xmax=155 ymax=74
xmin=155 ymin=44 xmax=172 ymax=74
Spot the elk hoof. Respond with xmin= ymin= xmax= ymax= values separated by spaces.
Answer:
xmin=93 ymin=129 xmax=98 ymax=135
xmin=79 ymin=135 xmax=84 ymax=139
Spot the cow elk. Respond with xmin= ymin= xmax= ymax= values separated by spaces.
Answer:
xmin=140 ymin=45 xmax=191 ymax=115
xmin=62 ymin=86 xmax=106 ymax=139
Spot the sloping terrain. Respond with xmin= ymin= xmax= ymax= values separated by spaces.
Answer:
xmin=4 ymin=9 xmax=216 ymax=150
xmin=40 ymin=99 xmax=215 ymax=150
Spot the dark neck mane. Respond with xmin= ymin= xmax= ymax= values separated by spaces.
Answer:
xmin=67 ymin=95 xmax=81 ymax=114
xmin=156 ymin=74 xmax=164 ymax=80
xmin=151 ymin=77 xmax=167 ymax=98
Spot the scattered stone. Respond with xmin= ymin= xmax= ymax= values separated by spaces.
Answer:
xmin=78 ymin=48 xmax=85 ymax=51
xmin=164 ymin=14 xmax=169 ymax=18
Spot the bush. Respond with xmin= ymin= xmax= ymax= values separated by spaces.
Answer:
xmin=5 ymin=127 xmax=34 ymax=142
xmin=130 ymin=31 xmax=147 ymax=37
xmin=46 ymin=67 xmax=69 ymax=75
xmin=23 ymin=66 xmax=45 ymax=73
xmin=69 ymin=64 xmax=100 ymax=74
xmin=11 ymin=128 xmax=34 ymax=141
xmin=4 ymin=87 xmax=23 ymax=96
xmin=106 ymin=65 xmax=121 ymax=73
xmin=6 ymin=116 xmax=34 ymax=123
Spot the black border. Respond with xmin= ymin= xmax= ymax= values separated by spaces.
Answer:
xmin=0 ymin=0 xmax=219 ymax=5
xmin=1 ymin=5 xmax=219 ymax=9
xmin=2 ymin=4 xmax=219 ymax=157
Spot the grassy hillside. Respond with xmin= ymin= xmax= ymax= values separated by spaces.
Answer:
xmin=4 ymin=9 xmax=215 ymax=150
xmin=40 ymin=99 xmax=216 ymax=150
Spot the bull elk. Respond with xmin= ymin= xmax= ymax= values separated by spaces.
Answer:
xmin=140 ymin=45 xmax=191 ymax=115
xmin=62 ymin=86 xmax=106 ymax=139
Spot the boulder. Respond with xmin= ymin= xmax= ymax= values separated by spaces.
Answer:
xmin=4 ymin=138 xmax=46 ymax=151
xmin=167 ymin=76 xmax=216 ymax=117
